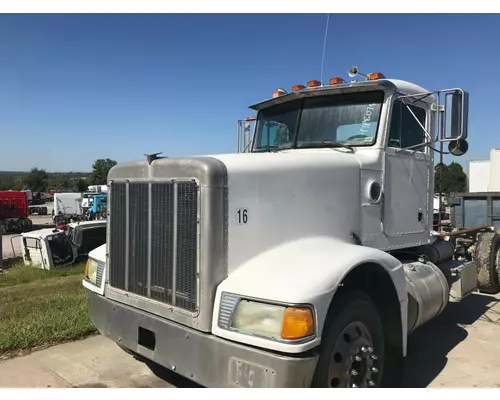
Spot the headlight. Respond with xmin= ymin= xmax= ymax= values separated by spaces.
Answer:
xmin=219 ymin=293 xmax=315 ymax=342
xmin=84 ymin=258 xmax=99 ymax=284
xmin=233 ymin=300 xmax=285 ymax=339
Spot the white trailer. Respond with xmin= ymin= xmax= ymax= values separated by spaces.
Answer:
xmin=87 ymin=185 xmax=108 ymax=194
xmin=53 ymin=192 xmax=83 ymax=223
xmin=83 ymin=67 xmax=490 ymax=388
xmin=468 ymin=159 xmax=491 ymax=192
xmin=489 ymin=148 xmax=500 ymax=192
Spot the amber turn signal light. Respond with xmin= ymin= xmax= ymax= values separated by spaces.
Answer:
xmin=281 ymin=307 xmax=314 ymax=340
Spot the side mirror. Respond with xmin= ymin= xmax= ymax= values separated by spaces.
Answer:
xmin=448 ymin=138 xmax=469 ymax=156
xmin=445 ymin=89 xmax=469 ymax=140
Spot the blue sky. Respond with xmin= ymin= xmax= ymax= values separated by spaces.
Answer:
xmin=0 ymin=13 xmax=498 ymax=172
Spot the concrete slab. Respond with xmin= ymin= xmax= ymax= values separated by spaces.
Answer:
xmin=0 ymin=354 xmax=70 ymax=388
xmin=0 ymin=336 xmax=172 ymax=388
xmin=31 ymin=336 xmax=172 ymax=388
xmin=2 ymin=234 xmax=23 ymax=260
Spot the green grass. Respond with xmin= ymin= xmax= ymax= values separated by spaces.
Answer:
xmin=0 ymin=263 xmax=97 ymax=358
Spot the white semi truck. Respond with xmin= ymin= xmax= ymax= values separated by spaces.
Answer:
xmin=83 ymin=67 xmax=497 ymax=388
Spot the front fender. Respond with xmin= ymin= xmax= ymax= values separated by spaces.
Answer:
xmin=212 ymin=236 xmax=407 ymax=354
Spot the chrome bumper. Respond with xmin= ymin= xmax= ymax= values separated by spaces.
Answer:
xmin=88 ymin=292 xmax=318 ymax=388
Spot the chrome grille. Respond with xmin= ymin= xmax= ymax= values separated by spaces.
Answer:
xmin=95 ymin=262 xmax=105 ymax=287
xmin=109 ymin=180 xmax=199 ymax=313
xmin=218 ymin=292 xmax=239 ymax=330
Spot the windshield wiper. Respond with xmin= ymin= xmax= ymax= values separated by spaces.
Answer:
xmin=298 ymin=141 xmax=355 ymax=152
xmin=253 ymin=146 xmax=286 ymax=153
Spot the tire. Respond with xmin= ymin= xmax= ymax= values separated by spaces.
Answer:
xmin=474 ymin=231 xmax=500 ymax=294
xmin=312 ymin=291 xmax=385 ymax=388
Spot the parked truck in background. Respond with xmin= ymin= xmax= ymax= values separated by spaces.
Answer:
xmin=86 ymin=193 xmax=107 ymax=221
xmin=83 ymin=67 xmax=494 ymax=388
xmin=88 ymin=185 xmax=108 ymax=194
xmin=22 ymin=189 xmax=33 ymax=205
xmin=82 ymin=186 xmax=107 ymax=213
xmin=53 ymin=192 xmax=83 ymax=225
xmin=0 ymin=190 xmax=33 ymax=233
xmin=82 ymin=192 xmax=94 ymax=213
xmin=449 ymin=148 xmax=500 ymax=234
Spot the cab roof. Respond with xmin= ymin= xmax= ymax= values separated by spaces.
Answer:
xmin=249 ymin=78 xmax=436 ymax=112
xmin=68 ymin=220 xmax=107 ymax=228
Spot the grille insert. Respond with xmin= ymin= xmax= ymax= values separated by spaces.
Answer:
xmin=109 ymin=180 xmax=199 ymax=312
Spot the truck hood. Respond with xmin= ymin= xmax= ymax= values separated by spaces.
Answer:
xmin=88 ymin=243 xmax=106 ymax=264
xmin=207 ymin=150 xmax=363 ymax=273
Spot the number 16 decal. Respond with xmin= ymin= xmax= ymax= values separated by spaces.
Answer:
xmin=237 ymin=208 xmax=248 ymax=224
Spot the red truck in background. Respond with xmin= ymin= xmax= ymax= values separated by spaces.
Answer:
xmin=0 ymin=191 xmax=33 ymax=233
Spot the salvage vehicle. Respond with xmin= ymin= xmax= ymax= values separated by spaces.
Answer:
xmin=20 ymin=220 xmax=107 ymax=269
xmin=83 ymin=67 xmax=493 ymax=388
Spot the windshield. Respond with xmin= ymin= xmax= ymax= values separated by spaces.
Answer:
xmin=252 ymin=91 xmax=384 ymax=152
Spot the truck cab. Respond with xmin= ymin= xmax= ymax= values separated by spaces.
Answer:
xmin=86 ymin=193 xmax=107 ymax=220
xmin=22 ymin=220 xmax=107 ymax=269
xmin=83 ymin=67 xmax=492 ymax=388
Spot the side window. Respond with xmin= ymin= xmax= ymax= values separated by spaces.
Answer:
xmin=257 ymin=121 xmax=292 ymax=149
xmin=388 ymin=101 xmax=427 ymax=151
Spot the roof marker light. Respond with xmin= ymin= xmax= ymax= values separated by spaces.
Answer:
xmin=307 ymin=80 xmax=321 ymax=88
xmin=272 ymin=88 xmax=287 ymax=98
xmin=329 ymin=77 xmax=346 ymax=85
xmin=367 ymin=72 xmax=386 ymax=80
xmin=292 ymin=84 xmax=305 ymax=92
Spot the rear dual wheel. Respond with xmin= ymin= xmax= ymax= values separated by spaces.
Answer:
xmin=312 ymin=291 xmax=384 ymax=388
xmin=475 ymin=231 xmax=500 ymax=294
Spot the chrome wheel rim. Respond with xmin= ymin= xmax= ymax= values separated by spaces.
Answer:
xmin=327 ymin=321 xmax=379 ymax=388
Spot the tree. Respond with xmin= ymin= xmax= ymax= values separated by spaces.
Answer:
xmin=90 ymin=158 xmax=117 ymax=185
xmin=75 ymin=178 xmax=88 ymax=192
xmin=434 ymin=162 xmax=467 ymax=194
xmin=54 ymin=175 xmax=71 ymax=190
xmin=23 ymin=168 xmax=49 ymax=191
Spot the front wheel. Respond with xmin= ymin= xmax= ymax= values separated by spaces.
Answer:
xmin=312 ymin=291 xmax=385 ymax=388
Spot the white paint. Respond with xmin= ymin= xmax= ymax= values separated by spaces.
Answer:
xmin=88 ymin=79 xmax=453 ymax=359
xmin=54 ymin=193 xmax=84 ymax=216
xmin=489 ymin=149 xmax=500 ymax=192
xmin=21 ymin=228 xmax=76 ymax=270
xmin=468 ymin=160 xmax=490 ymax=193
xmin=206 ymin=80 xmax=441 ymax=354
xmin=82 ymin=243 xmax=106 ymax=295
xmin=211 ymin=236 xmax=407 ymax=354
xmin=383 ymin=149 xmax=432 ymax=237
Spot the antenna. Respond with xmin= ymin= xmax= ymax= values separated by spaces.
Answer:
xmin=320 ymin=13 xmax=331 ymax=85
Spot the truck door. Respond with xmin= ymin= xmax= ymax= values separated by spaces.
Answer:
xmin=23 ymin=237 xmax=47 ymax=269
xmin=383 ymin=100 xmax=432 ymax=237
xmin=46 ymin=233 xmax=75 ymax=267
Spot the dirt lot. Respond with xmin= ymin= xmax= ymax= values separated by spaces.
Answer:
xmin=404 ymin=291 xmax=500 ymax=387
